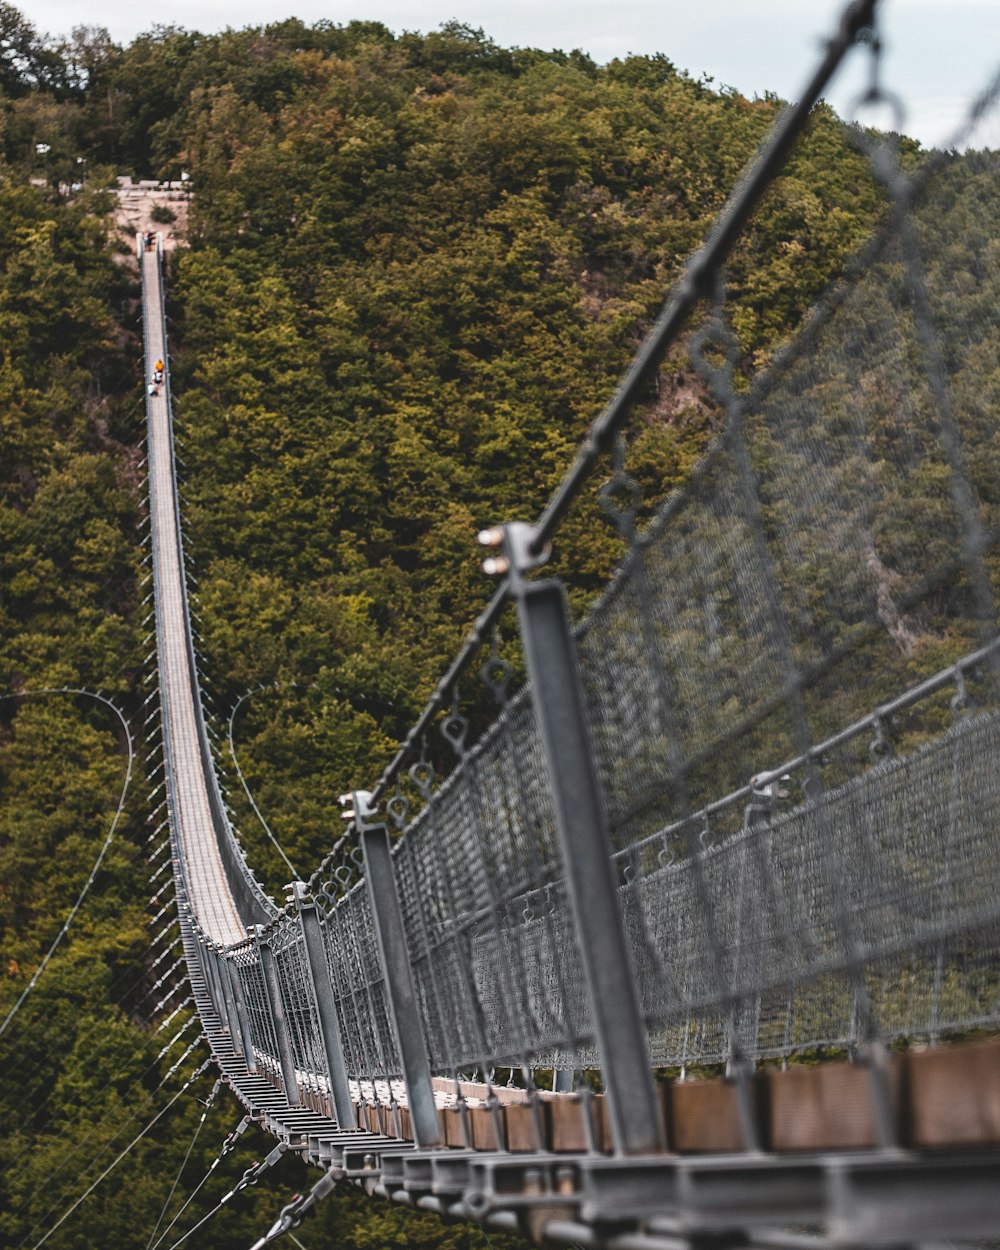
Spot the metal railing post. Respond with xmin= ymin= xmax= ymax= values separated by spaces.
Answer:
xmin=352 ymin=792 xmax=442 ymax=1148
xmin=290 ymin=881 xmax=357 ymax=1129
xmin=216 ymin=951 xmax=244 ymax=1059
xmin=228 ymin=952 xmax=258 ymax=1072
xmin=255 ymin=927 xmax=301 ymax=1106
xmin=209 ymin=944 xmax=238 ymax=1041
xmin=199 ymin=938 xmax=224 ymax=1019
xmin=490 ymin=522 xmax=666 ymax=1156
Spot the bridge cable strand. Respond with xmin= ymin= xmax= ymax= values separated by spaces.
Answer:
xmin=11 ymin=990 xmax=195 ymax=1138
xmin=144 ymin=1077 xmax=222 ymax=1250
xmin=148 ymin=1114 xmax=253 ymax=1250
xmin=247 ymin=1169 xmax=338 ymax=1250
xmin=227 ymin=686 xmax=299 ymax=879
xmin=0 ymin=687 xmax=134 ymax=1040
xmin=14 ymin=1034 xmax=207 ymax=1241
xmin=0 ymin=939 xmax=187 ymax=1098
xmin=24 ymin=1059 xmax=212 ymax=1250
xmin=159 ymin=1142 xmax=289 ymax=1250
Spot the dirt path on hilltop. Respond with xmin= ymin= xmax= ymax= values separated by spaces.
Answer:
xmin=113 ymin=179 xmax=190 ymax=270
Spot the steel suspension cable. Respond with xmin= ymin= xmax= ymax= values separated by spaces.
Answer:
xmin=7 ymin=894 xmax=181 ymax=1044
xmin=1 ymin=947 xmax=187 ymax=1100
xmin=145 ymin=1077 xmax=222 ymax=1250
xmin=2 ymin=905 xmax=187 ymax=1115
xmin=157 ymin=1139 xmax=287 ymax=1250
xmin=14 ymin=1036 xmax=208 ymax=1240
xmin=0 ymin=688 xmax=135 ymax=1040
xmin=148 ymin=1114 xmax=253 ymax=1250
xmin=24 ymin=1059 xmax=212 ymax=1250
xmin=13 ymin=993 xmax=195 ymax=1138
xmin=161 ymin=1174 xmax=249 ymax=1250
xmin=227 ymin=686 xmax=299 ymax=879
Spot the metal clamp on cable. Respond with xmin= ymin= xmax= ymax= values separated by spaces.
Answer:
xmin=249 ymin=1170 xmax=339 ymax=1250
xmin=478 ymin=521 xmax=551 ymax=588
xmin=746 ymin=770 xmax=790 ymax=820
xmin=199 ymin=1077 xmax=223 ymax=1109
xmin=337 ymin=789 xmax=377 ymax=831
xmin=222 ymin=1144 xmax=286 ymax=1205
xmin=164 ymin=1037 xmax=207 ymax=1082
xmin=216 ymin=1115 xmax=252 ymax=1164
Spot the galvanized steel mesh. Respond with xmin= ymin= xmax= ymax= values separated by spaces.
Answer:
xmin=207 ymin=75 xmax=1000 ymax=1102
xmin=391 ymin=689 xmax=594 ymax=1072
xmin=231 ymin=942 xmax=282 ymax=1077
xmin=344 ymin=120 xmax=1000 ymax=1078
xmin=622 ymin=706 xmax=1000 ymax=1065
xmin=320 ymin=881 xmax=402 ymax=1095
xmin=270 ymin=919 xmax=327 ymax=1092
xmin=574 ymin=136 xmax=1000 ymax=1066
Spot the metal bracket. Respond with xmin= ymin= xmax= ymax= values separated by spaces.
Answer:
xmin=286 ymin=879 xmax=310 ymax=911
xmin=478 ymin=522 xmax=551 ymax=589
xmin=828 ymin=1148 xmax=1000 ymax=1243
xmin=338 ymin=789 xmax=377 ymax=830
xmin=399 ymin=1149 xmax=474 ymax=1196
xmin=465 ymin=1154 xmax=585 ymax=1216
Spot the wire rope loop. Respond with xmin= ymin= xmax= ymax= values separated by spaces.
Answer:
xmin=850 ymin=84 xmax=907 ymax=141
xmin=440 ymin=709 xmax=468 ymax=757
xmin=386 ymin=791 xmax=410 ymax=831
xmin=950 ymin=667 xmax=974 ymax=719
xmin=479 ymin=655 xmax=513 ymax=704
xmin=869 ymin=716 xmax=893 ymax=762
xmin=657 ymin=837 xmax=676 ymax=870
xmin=689 ymin=310 xmax=740 ymax=394
xmin=848 ymin=24 xmax=910 ymax=195
xmin=849 ymin=20 xmax=907 ymax=155
xmin=409 ymin=756 xmax=435 ymax=798
xmin=621 ymin=853 xmax=636 ymax=887
xmin=852 ymin=100 xmax=911 ymax=205
xmin=598 ymin=470 xmax=641 ymax=539
xmin=597 ymin=432 xmax=641 ymax=540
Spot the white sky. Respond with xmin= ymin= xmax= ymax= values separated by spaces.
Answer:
xmin=20 ymin=0 xmax=1000 ymax=149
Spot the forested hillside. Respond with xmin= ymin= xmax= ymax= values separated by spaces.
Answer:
xmin=157 ymin=19 xmax=888 ymax=885
xmin=3 ymin=5 xmax=993 ymax=1247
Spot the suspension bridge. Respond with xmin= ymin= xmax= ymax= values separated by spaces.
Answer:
xmin=29 ymin=0 xmax=1000 ymax=1244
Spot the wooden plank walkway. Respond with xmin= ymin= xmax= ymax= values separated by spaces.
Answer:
xmin=142 ymin=239 xmax=246 ymax=947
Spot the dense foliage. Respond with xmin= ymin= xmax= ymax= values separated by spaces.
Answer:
xmin=4 ymin=6 xmax=995 ymax=1249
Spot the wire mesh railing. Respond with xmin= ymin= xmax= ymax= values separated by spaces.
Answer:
xmin=142 ymin=0 xmax=1000 ymax=1175
xmin=319 ymin=880 xmax=403 ymax=1113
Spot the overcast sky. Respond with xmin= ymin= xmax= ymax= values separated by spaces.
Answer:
xmin=20 ymin=0 xmax=1000 ymax=149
